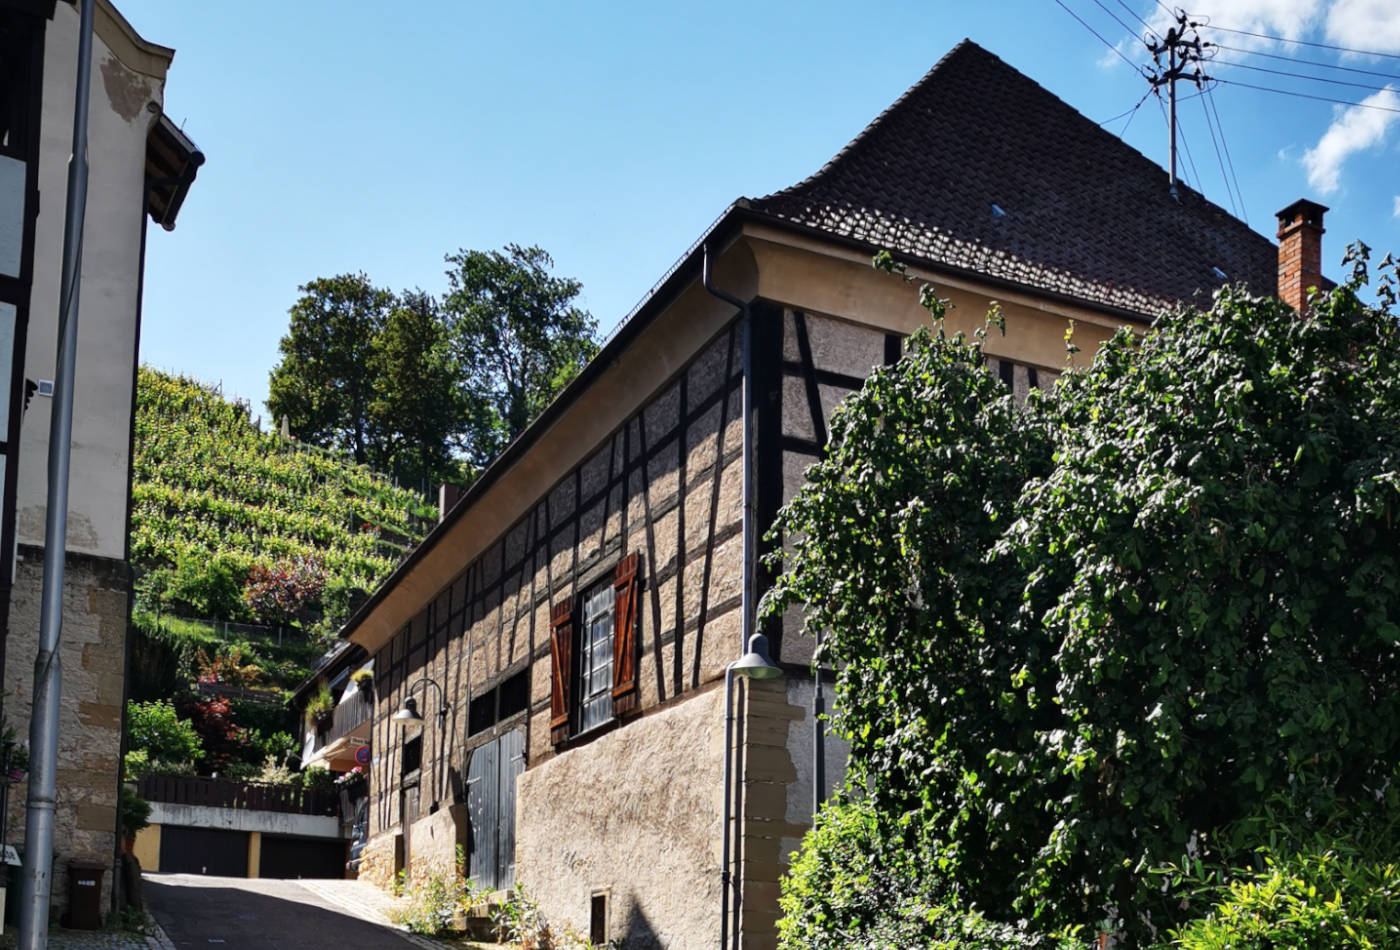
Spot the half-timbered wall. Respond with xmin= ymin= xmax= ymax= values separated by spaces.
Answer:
xmin=768 ymin=306 xmax=1059 ymax=667
xmin=366 ymin=320 xmax=748 ymax=844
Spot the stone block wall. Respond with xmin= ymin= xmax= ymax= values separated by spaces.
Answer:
xmin=3 ymin=545 xmax=128 ymax=919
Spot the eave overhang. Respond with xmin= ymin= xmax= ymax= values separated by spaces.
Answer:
xmin=338 ymin=203 xmax=1165 ymax=656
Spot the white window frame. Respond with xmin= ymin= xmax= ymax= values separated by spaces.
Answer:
xmin=577 ymin=582 xmax=614 ymax=733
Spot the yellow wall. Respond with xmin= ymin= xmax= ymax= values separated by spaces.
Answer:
xmin=247 ymin=831 xmax=261 ymax=879
xmin=132 ymin=824 xmax=159 ymax=871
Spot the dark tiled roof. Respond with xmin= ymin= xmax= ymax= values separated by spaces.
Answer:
xmin=750 ymin=40 xmax=1277 ymax=318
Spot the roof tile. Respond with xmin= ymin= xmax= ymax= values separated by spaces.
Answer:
xmin=749 ymin=40 xmax=1278 ymax=317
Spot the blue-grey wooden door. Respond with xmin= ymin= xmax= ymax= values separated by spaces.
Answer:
xmin=466 ymin=727 xmax=524 ymax=890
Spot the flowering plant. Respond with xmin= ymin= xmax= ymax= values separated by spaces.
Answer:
xmin=335 ymin=764 xmax=367 ymax=787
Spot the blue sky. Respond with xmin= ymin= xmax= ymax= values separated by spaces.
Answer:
xmin=118 ymin=0 xmax=1400 ymax=418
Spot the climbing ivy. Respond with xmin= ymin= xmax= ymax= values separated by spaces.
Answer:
xmin=766 ymin=249 xmax=1400 ymax=944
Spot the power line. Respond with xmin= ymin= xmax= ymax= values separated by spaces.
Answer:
xmin=1206 ymin=86 xmax=1246 ymax=220
xmin=1212 ymin=41 xmax=1400 ymax=82
xmin=1115 ymin=0 xmax=1161 ymax=38
xmin=1090 ymin=0 xmax=1147 ymax=44
xmin=1155 ymin=92 xmax=1201 ymax=191
xmin=1210 ymin=57 xmax=1400 ymax=95
xmin=1189 ymin=18 xmax=1400 ymax=62
xmin=1099 ymin=86 xmax=1155 ymax=126
xmin=1212 ymin=76 xmax=1400 ymax=114
xmin=1197 ymin=91 xmax=1238 ymax=216
xmin=1052 ymin=0 xmax=1149 ymax=75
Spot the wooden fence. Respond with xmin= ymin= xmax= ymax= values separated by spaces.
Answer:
xmin=139 ymin=774 xmax=337 ymax=817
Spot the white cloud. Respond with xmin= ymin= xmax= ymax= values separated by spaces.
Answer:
xmin=1302 ymin=87 xmax=1400 ymax=193
xmin=1393 ymin=195 xmax=1400 ymax=218
xmin=1325 ymin=0 xmax=1400 ymax=54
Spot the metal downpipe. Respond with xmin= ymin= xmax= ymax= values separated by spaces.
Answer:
xmin=704 ymin=244 xmax=753 ymax=950
xmin=20 ymin=0 xmax=95 ymax=944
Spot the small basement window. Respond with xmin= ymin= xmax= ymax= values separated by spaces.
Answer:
xmin=590 ymin=892 xmax=608 ymax=946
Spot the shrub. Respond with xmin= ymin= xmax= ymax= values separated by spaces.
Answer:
xmin=242 ymin=557 xmax=326 ymax=626
xmin=175 ymin=694 xmax=249 ymax=773
xmin=1162 ymin=849 xmax=1400 ymax=950
xmin=119 ymin=787 xmax=152 ymax=836
xmin=125 ymin=700 xmax=202 ymax=769
xmin=766 ymin=250 xmax=1400 ymax=941
xmin=193 ymin=645 xmax=264 ymax=689
xmin=301 ymin=765 xmax=335 ymax=793
xmin=778 ymin=798 xmax=1086 ymax=950
xmin=166 ymin=554 xmax=248 ymax=620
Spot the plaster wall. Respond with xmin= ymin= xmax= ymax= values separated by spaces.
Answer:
xmin=17 ymin=1 xmax=164 ymax=561
xmin=516 ymin=684 xmax=724 ymax=950
xmin=406 ymin=803 xmax=468 ymax=881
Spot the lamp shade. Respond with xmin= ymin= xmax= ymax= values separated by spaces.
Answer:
xmin=732 ymin=633 xmax=782 ymax=680
xmin=391 ymin=695 xmax=423 ymax=726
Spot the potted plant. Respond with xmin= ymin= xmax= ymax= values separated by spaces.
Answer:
xmin=350 ymin=668 xmax=373 ymax=699
xmin=307 ymin=683 xmax=334 ymax=731
xmin=120 ymin=786 xmax=151 ymax=854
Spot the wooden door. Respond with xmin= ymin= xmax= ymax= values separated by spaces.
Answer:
xmin=465 ymin=728 xmax=525 ymax=890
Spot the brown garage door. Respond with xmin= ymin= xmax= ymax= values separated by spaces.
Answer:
xmin=159 ymin=826 xmax=248 ymax=877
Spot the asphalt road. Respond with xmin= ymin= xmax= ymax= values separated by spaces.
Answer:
xmin=145 ymin=873 xmax=416 ymax=949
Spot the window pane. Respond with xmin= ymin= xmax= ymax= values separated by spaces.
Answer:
xmin=579 ymin=583 xmax=614 ymax=732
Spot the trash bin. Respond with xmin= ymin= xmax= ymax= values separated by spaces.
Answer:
xmin=66 ymin=860 xmax=105 ymax=930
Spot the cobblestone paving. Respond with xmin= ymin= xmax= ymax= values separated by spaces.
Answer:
xmin=0 ymin=917 xmax=174 ymax=950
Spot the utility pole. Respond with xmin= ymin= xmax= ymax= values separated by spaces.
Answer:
xmin=20 ymin=0 xmax=95 ymax=945
xmin=1147 ymin=10 xmax=1208 ymax=200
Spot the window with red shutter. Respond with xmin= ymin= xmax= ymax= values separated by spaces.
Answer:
xmin=550 ymin=552 xmax=644 ymax=745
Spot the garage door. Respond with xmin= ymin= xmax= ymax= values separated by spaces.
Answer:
xmin=258 ymin=835 xmax=348 ymax=879
xmin=159 ymin=826 xmax=248 ymax=877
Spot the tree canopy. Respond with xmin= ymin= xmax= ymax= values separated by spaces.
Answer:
xmin=768 ymin=249 xmax=1400 ymax=947
xmin=266 ymin=245 xmax=599 ymax=491
xmin=444 ymin=243 xmax=599 ymax=468
xmin=267 ymin=273 xmax=391 ymax=464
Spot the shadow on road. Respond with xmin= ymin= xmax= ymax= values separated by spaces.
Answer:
xmin=146 ymin=874 xmax=410 ymax=950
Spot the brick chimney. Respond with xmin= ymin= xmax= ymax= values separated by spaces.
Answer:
xmin=1276 ymin=198 xmax=1327 ymax=313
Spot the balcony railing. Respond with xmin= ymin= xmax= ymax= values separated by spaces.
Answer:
xmin=326 ymin=689 xmax=372 ymax=745
xmin=139 ymin=774 xmax=337 ymax=817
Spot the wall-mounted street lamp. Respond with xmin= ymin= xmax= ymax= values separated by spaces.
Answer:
xmin=392 ymin=676 xmax=450 ymax=812
xmin=392 ymin=676 xmax=449 ymax=727
xmin=720 ymin=633 xmax=782 ymax=950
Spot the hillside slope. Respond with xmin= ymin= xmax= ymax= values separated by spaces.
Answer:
xmin=132 ymin=367 xmax=436 ymax=629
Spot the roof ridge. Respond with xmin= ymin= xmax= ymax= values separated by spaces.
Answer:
xmin=753 ymin=38 xmax=983 ymax=203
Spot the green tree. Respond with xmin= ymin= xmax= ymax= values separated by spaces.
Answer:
xmin=267 ymin=273 xmax=393 ymax=462
xmin=367 ymin=290 xmax=464 ymax=491
xmin=767 ymin=250 xmax=1400 ymax=946
xmin=442 ymin=244 xmax=599 ymax=468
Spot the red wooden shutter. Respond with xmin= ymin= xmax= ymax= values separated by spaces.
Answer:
xmin=612 ymin=553 xmax=641 ymax=717
xmin=549 ymin=597 xmax=573 ymax=745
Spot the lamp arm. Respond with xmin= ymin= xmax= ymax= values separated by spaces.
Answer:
xmin=406 ymin=676 xmax=449 ymax=717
